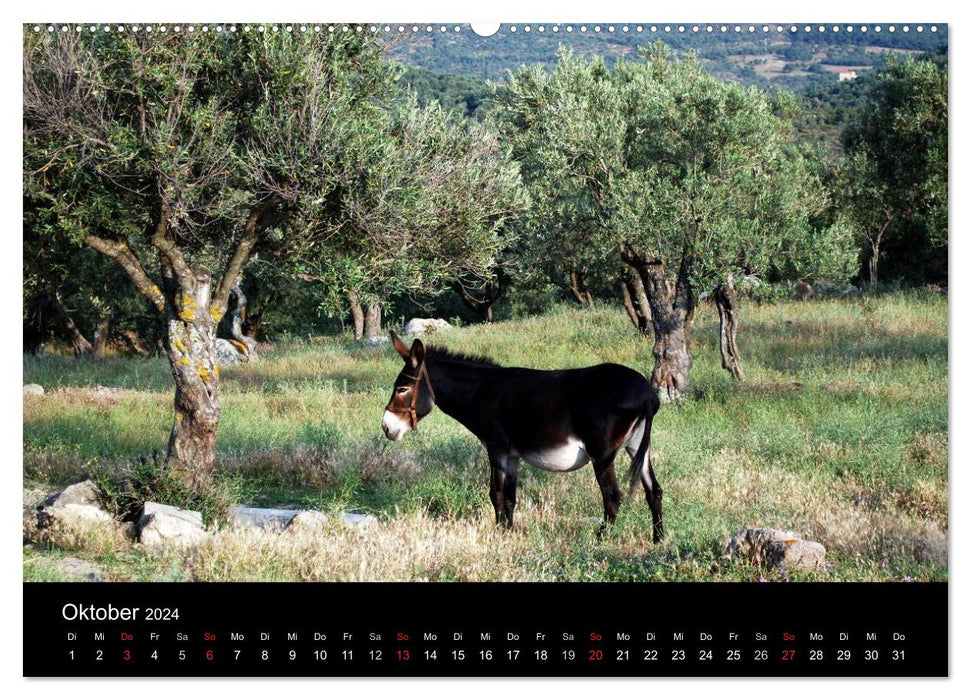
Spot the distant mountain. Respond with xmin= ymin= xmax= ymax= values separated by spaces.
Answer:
xmin=388 ymin=23 xmax=948 ymax=92
xmin=390 ymin=25 xmax=948 ymax=157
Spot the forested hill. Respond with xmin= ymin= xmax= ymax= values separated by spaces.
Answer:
xmin=396 ymin=31 xmax=947 ymax=156
xmin=390 ymin=24 xmax=947 ymax=92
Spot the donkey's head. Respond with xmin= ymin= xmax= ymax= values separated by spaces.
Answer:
xmin=382 ymin=331 xmax=436 ymax=441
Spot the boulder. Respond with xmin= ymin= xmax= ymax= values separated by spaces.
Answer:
xmin=41 ymin=480 xmax=102 ymax=510
xmin=340 ymin=512 xmax=378 ymax=529
xmin=766 ymin=539 xmax=827 ymax=572
xmin=36 ymin=480 xmax=108 ymax=530
xmin=41 ymin=503 xmax=113 ymax=530
xmin=726 ymin=527 xmax=826 ymax=572
xmin=138 ymin=502 xmax=208 ymax=549
xmin=23 ymin=383 xmax=44 ymax=397
xmin=230 ymin=506 xmax=300 ymax=532
xmin=401 ymin=318 xmax=452 ymax=337
xmin=215 ymin=338 xmax=246 ymax=366
xmin=286 ymin=510 xmax=330 ymax=534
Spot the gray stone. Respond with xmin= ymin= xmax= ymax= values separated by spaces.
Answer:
xmin=45 ymin=503 xmax=113 ymax=529
xmin=401 ymin=318 xmax=452 ymax=336
xmin=230 ymin=506 xmax=300 ymax=531
xmin=366 ymin=335 xmax=389 ymax=346
xmin=23 ymin=383 xmax=44 ymax=396
xmin=41 ymin=480 xmax=102 ymax=510
xmin=37 ymin=480 xmax=108 ymax=530
xmin=766 ymin=539 xmax=827 ymax=572
xmin=286 ymin=510 xmax=330 ymax=534
xmin=340 ymin=512 xmax=378 ymax=529
xmin=215 ymin=338 xmax=246 ymax=366
xmin=138 ymin=502 xmax=207 ymax=549
xmin=726 ymin=527 xmax=827 ymax=572
xmin=23 ymin=488 xmax=48 ymax=509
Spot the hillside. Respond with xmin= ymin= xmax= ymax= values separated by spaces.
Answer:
xmin=388 ymin=23 xmax=947 ymax=91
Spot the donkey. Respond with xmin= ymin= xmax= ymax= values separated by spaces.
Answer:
xmin=382 ymin=332 xmax=663 ymax=542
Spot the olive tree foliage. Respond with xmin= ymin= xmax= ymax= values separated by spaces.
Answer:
xmin=497 ymin=44 xmax=855 ymax=398
xmin=615 ymin=52 xmax=857 ymax=385
xmin=838 ymin=54 xmax=948 ymax=287
xmin=308 ymin=97 xmax=525 ymax=338
xmin=23 ymin=28 xmax=396 ymax=482
xmin=492 ymin=50 xmax=625 ymax=309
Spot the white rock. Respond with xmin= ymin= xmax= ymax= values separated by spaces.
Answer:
xmin=230 ymin=507 xmax=300 ymax=531
xmin=138 ymin=502 xmax=207 ymax=549
xmin=726 ymin=527 xmax=826 ymax=572
xmin=43 ymin=480 xmax=102 ymax=509
xmin=36 ymin=480 xmax=109 ymax=530
xmin=215 ymin=338 xmax=246 ymax=366
xmin=23 ymin=383 xmax=44 ymax=396
xmin=286 ymin=511 xmax=330 ymax=534
xmin=340 ymin=512 xmax=378 ymax=529
xmin=401 ymin=318 xmax=452 ymax=336
xmin=50 ymin=503 xmax=112 ymax=526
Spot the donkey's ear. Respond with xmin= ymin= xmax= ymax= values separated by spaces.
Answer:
xmin=409 ymin=338 xmax=425 ymax=368
xmin=391 ymin=331 xmax=411 ymax=360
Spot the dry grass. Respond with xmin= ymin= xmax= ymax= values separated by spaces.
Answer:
xmin=179 ymin=514 xmax=538 ymax=582
xmin=679 ymin=448 xmax=947 ymax=568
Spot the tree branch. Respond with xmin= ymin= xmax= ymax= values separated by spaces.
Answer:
xmin=84 ymin=233 xmax=167 ymax=314
xmin=150 ymin=204 xmax=195 ymax=295
xmin=212 ymin=200 xmax=277 ymax=318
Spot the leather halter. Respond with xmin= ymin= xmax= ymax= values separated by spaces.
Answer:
xmin=387 ymin=362 xmax=436 ymax=430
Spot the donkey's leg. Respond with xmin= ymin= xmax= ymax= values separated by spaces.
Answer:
xmin=501 ymin=456 xmax=520 ymax=527
xmin=625 ymin=421 xmax=664 ymax=543
xmin=592 ymin=450 xmax=622 ymax=536
xmin=644 ymin=458 xmax=664 ymax=543
xmin=487 ymin=447 xmax=518 ymax=528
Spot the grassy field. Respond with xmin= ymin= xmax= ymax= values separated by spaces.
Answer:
xmin=23 ymin=291 xmax=948 ymax=582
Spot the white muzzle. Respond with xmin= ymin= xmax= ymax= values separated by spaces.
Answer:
xmin=382 ymin=410 xmax=411 ymax=441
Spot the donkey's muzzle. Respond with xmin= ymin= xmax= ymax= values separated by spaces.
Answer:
xmin=381 ymin=410 xmax=410 ymax=441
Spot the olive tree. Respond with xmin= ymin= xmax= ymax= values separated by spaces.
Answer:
xmin=23 ymin=28 xmax=395 ymax=483
xmin=839 ymin=55 xmax=947 ymax=286
xmin=497 ymin=44 xmax=855 ymax=399
xmin=309 ymin=98 xmax=524 ymax=338
xmin=493 ymin=50 xmax=626 ymax=311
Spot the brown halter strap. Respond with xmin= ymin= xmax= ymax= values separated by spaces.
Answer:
xmin=388 ymin=362 xmax=436 ymax=430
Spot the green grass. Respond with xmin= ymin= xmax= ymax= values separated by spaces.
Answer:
xmin=23 ymin=291 xmax=948 ymax=582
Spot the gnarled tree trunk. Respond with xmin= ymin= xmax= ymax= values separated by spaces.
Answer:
xmin=867 ymin=216 xmax=892 ymax=288
xmin=569 ymin=267 xmax=594 ymax=307
xmin=712 ymin=279 xmax=746 ymax=381
xmin=229 ymin=277 xmax=258 ymax=359
xmin=868 ymin=238 xmax=882 ymax=288
xmin=81 ymin=199 xmax=282 ymax=491
xmin=164 ymin=266 xmax=220 ymax=484
xmin=623 ymin=247 xmax=694 ymax=402
xmin=91 ymin=314 xmax=111 ymax=361
xmin=51 ymin=293 xmax=93 ymax=356
xmin=620 ymin=266 xmax=651 ymax=334
xmin=347 ymin=291 xmax=365 ymax=340
xmin=453 ymin=273 xmax=506 ymax=323
xmin=363 ymin=302 xmax=382 ymax=338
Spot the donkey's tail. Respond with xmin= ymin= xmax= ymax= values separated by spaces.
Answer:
xmin=626 ymin=398 xmax=657 ymax=494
